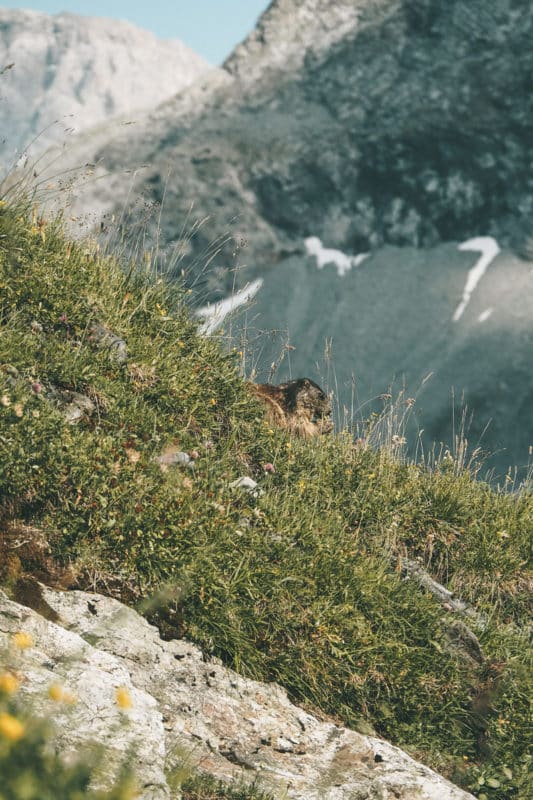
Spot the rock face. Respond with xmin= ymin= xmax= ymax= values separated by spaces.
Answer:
xmin=0 ymin=588 xmax=475 ymax=800
xmin=50 ymin=0 xmax=533 ymax=272
xmin=0 ymin=9 xmax=210 ymax=166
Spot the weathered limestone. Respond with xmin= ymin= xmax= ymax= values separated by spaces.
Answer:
xmin=0 ymin=588 xmax=475 ymax=800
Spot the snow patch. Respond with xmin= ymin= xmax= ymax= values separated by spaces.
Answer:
xmin=305 ymin=236 xmax=368 ymax=277
xmin=478 ymin=308 xmax=494 ymax=323
xmin=196 ymin=279 xmax=263 ymax=335
xmin=453 ymin=237 xmax=500 ymax=322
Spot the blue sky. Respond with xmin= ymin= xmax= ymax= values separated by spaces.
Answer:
xmin=0 ymin=1 xmax=270 ymax=64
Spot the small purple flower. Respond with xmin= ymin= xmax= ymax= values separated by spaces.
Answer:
xmin=31 ymin=382 xmax=43 ymax=394
xmin=263 ymin=462 xmax=275 ymax=474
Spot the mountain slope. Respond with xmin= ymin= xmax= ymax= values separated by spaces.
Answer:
xmin=235 ymin=239 xmax=533 ymax=476
xmin=0 ymin=9 xmax=210 ymax=167
xmin=50 ymin=0 xmax=533 ymax=273
xmin=6 ymin=0 xmax=533 ymax=472
xmin=0 ymin=203 xmax=531 ymax=799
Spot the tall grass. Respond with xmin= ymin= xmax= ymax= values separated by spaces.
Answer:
xmin=0 ymin=201 xmax=531 ymax=799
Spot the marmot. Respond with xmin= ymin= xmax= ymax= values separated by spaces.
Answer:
xmin=248 ymin=378 xmax=333 ymax=438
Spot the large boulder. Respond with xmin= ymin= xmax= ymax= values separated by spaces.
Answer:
xmin=0 ymin=587 xmax=475 ymax=800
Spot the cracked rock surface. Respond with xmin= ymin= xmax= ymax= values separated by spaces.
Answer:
xmin=0 ymin=588 xmax=474 ymax=800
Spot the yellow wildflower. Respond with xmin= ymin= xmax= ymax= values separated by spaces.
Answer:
xmin=48 ymin=684 xmax=63 ymax=702
xmin=210 ymin=398 xmax=217 ymax=406
xmin=47 ymin=683 xmax=75 ymax=703
xmin=0 ymin=712 xmax=25 ymax=742
xmin=12 ymin=631 xmax=34 ymax=649
xmin=0 ymin=672 xmax=20 ymax=694
xmin=115 ymin=686 xmax=132 ymax=709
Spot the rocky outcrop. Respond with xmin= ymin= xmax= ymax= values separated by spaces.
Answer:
xmin=0 ymin=588 xmax=475 ymax=800
xmin=0 ymin=9 xmax=210 ymax=166
xmin=43 ymin=0 xmax=533 ymax=282
xmin=224 ymin=0 xmax=365 ymax=85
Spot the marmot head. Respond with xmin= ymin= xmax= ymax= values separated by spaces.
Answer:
xmin=281 ymin=378 xmax=333 ymax=431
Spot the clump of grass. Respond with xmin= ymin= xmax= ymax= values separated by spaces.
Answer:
xmin=0 ymin=202 xmax=531 ymax=800
xmin=181 ymin=775 xmax=274 ymax=800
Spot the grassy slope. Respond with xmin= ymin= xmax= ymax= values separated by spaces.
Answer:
xmin=0 ymin=204 xmax=531 ymax=799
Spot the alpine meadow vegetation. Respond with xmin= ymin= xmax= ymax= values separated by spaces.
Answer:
xmin=0 ymin=200 xmax=531 ymax=799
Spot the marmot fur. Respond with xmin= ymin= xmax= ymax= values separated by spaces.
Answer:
xmin=248 ymin=378 xmax=333 ymax=438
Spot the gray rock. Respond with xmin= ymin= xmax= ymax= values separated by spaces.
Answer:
xmin=1 ymin=364 xmax=20 ymax=388
xmin=153 ymin=450 xmax=193 ymax=469
xmin=400 ymin=558 xmax=487 ymax=628
xmin=60 ymin=390 xmax=97 ymax=424
xmin=48 ymin=0 xmax=533 ymax=280
xmin=43 ymin=385 xmax=96 ymax=424
xmin=89 ymin=322 xmax=128 ymax=365
xmin=229 ymin=476 xmax=264 ymax=497
xmin=1 ymin=370 xmax=95 ymax=424
xmin=0 ymin=591 xmax=168 ymax=799
xmin=0 ymin=588 xmax=475 ymax=800
xmin=444 ymin=621 xmax=485 ymax=666
xmin=399 ymin=559 xmax=486 ymax=664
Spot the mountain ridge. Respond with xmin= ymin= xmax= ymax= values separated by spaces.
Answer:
xmin=0 ymin=8 xmax=210 ymax=166
xmin=45 ymin=0 xmax=533 ymax=270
